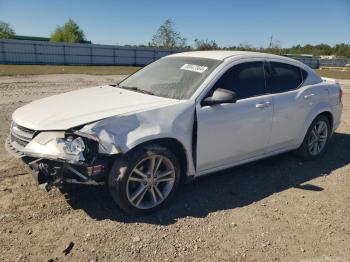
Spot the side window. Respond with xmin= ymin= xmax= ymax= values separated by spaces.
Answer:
xmin=211 ymin=62 xmax=266 ymax=100
xmin=269 ymin=62 xmax=303 ymax=93
xmin=301 ymin=69 xmax=308 ymax=81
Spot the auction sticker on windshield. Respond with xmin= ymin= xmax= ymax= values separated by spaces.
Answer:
xmin=180 ymin=64 xmax=208 ymax=73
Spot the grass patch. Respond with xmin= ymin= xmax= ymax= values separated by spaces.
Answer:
xmin=0 ymin=64 xmax=141 ymax=76
xmin=316 ymin=69 xmax=350 ymax=80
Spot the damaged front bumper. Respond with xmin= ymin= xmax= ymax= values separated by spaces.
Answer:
xmin=23 ymin=157 xmax=107 ymax=191
xmin=5 ymin=124 xmax=115 ymax=190
xmin=6 ymin=137 xmax=111 ymax=190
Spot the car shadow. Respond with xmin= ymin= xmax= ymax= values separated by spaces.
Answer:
xmin=61 ymin=132 xmax=350 ymax=225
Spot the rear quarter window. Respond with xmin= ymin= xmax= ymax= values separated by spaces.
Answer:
xmin=301 ymin=69 xmax=308 ymax=81
xmin=269 ymin=62 xmax=304 ymax=93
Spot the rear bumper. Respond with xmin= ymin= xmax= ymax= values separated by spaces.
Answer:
xmin=332 ymin=103 xmax=343 ymax=132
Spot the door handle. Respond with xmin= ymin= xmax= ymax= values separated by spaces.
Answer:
xmin=304 ymin=94 xmax=315 ymax=100
xmin=256 ymin=101 xmax=271 ymax=109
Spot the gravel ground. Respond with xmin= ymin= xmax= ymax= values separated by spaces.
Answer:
xmin=0 ymin=74 xmax=349 ymax=262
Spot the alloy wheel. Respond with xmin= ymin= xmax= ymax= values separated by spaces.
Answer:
xmin=126 ymin=155 xmax=176 ymax=209
xmin=307 ymin=120 xmax=328 ymax=156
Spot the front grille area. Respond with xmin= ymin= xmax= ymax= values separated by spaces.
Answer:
xmin=8 ymin=122 xmax=36 ymax=155
xmin=11 ymin=133 xmax=29 ymax=147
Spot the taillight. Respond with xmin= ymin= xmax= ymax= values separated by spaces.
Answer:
xmin=339 ymin=87 xmax=343 ymax=103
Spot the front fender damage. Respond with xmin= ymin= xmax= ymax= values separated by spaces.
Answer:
xmin=21 ymin=100 xmax=196 ymax=190
xmin=78 ymin=100 xmax=196 ymax=176
xmin=73 ymin=130 xmax=121 ymax=155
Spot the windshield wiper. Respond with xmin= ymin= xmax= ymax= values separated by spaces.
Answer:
xmin=118 ymin=86 xmax=154 ymax=96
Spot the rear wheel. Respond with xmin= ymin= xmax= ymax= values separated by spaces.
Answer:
xmin=108 ymin=144 xmax=181 ymax=215
xmin=296 ymin=115 xmax=331 ymax=160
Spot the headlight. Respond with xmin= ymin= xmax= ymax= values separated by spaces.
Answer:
xmin=22 ymin=132 xmax=87 ymax=163
xmin=63 ymin=136 xmax=85 ymax=155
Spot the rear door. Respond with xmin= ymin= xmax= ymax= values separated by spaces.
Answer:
xmin=266 ymin=61 xmax=328 ymax=151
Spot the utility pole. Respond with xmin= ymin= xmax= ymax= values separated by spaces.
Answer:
xmin=269 ymin=34 xmax=273 ymax=48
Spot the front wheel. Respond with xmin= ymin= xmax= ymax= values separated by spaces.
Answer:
xmin=296 ymin=115 xmax=331 ymax=160
xmin=108 ymin=144 xmax=181 ymax=215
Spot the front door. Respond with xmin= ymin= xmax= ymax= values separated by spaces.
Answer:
xmin=196 ymin=61 xmax=273 ymax=173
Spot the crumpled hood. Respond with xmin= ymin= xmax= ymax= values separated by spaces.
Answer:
xmin=12 ymin=85 xmax=179 ymax=130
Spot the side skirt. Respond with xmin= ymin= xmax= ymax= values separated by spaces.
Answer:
xmin=194 ymin=145 xmax=298 ymax=177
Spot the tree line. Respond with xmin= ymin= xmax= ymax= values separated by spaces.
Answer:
xmin=0 ymin=19 xmax=87 ymax=43
xmin=218 ymin=42 xmax=350 ymax=59
xmin=1 ymin=19 xmax=349 ymax=58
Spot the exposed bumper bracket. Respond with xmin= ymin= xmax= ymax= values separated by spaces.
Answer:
xmin=28 ymin=160 xmax=104 ymax=191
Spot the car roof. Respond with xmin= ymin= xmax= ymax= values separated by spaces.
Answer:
xmin=168 ymin=50 xmax=292 ymax=61
xmin=168 ymin=50 xmax=322 ymax=86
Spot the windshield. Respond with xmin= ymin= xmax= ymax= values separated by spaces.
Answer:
xmin=119 ymin=57 xmax=221 ymax=99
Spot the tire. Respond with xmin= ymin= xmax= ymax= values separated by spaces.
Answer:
xmin=108 ymin=143 xmax=181 ymax=215
xmin=295 ymin=115 xmax=331 ymax=160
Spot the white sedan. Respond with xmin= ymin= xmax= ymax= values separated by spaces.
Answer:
xmin=6 ymin=51 xmax=343 ymax=215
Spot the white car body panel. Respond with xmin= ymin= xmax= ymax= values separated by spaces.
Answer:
xmin=196 ymin=93 xmax=273 ymax=172
xmin=268 ymin=84 xmax=329 ymax=151
xmin=79 ymin=100 xmax=197 ymax=176
xmin=12 ymin=85 xmax=179 ymax=130
xmin=9 ymin=51 xmax=343 ymax=179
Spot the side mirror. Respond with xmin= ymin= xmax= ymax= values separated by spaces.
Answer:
xmin=201 ymin=88 xmax=237 ymax=106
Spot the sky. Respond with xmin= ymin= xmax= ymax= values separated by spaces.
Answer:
xmin=0 ymin=0 xmax=349 ymax=48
